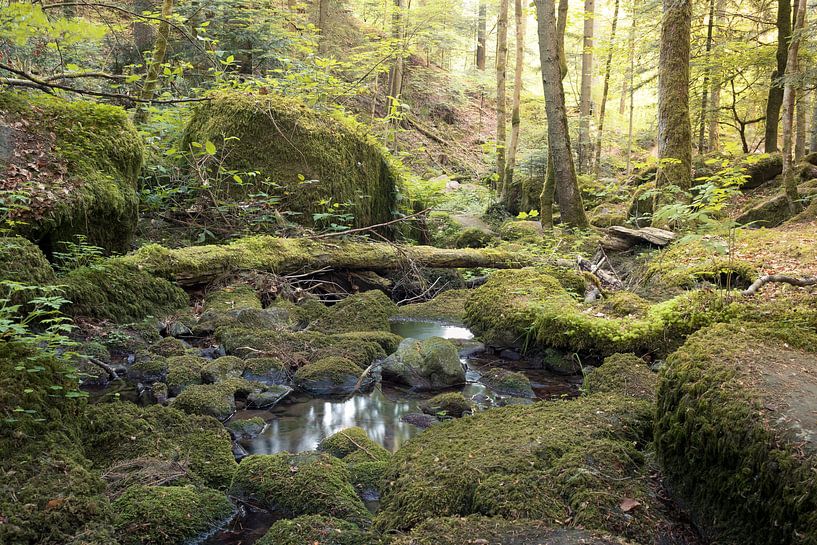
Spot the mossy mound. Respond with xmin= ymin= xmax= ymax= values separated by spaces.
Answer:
xmin=465 ymin=268 xmax=727 ymax=355
xmin=227 ymin=416 xmax=266 ymax=438
xmin=455 ymin=227 xmax=497 ymax=249
xmin=498 ymin=220 xmax=545 ymax=242
xmin=257 ymin=515 xmax=378 ymax=545
xmin=312 ymin=290 xmax=398 ymax=334
xmin=596 ymin=291 xmax=651 ymax=318
xmin=397 ymin=289 xmax=472 ymax=323
xmin=165 ymin=354 xmax=208 ymax=395
xmin=655 ymin=322 xmax=817 ymax=544
xmin=204 ymin=285 xmax=262 ymax=312
xmin=318 ymin=427 xmax=391 ymax=462
xmin=149 ymin=336 xmax=188 ymax=357
xmin=203 ymin=355 xmax=245 ymax=382
xmin=375 ymin=393 xmax=666 ymax=543
xmin=295 ymin=357 xmax=366 ymax=396
xmin=0 ymin=236 xmax=56 ymax=287
xmin=330 ymin=331 xmax=403 ymax=354
xmin=59 ymin=261 xmax=188 ymax=323
xmin=381 ymin=337 xmax=465 ymax=390
xmin=81 ymin=402 xmax=238 ymax=490
xmin=112 ymin=485 xmax=233 ymax=545
xmin=242 ymin=356 xmax=289 ymax=384
xmin=184 ymin=91 xmax=401 ymax=229
xmin=0 ymin=91 xmax=143 ymax=253
xmin=314 ymin=335 xmax=388 ymax=368
xmin=390 ymin=516 xmax=631 ymax=545
xmin=478 ymin=368 xmax=535 ymax=398
xmin=127 ymin=354 xmax=168 ymax=383
xmin=171 ymin=380 xmax=248 ymax=420
xmin=589 ymin=202 xmax=630 ymax=228
xmin=583 ymin=354 xmax=656 ymax=401
xmin=229 ymin=452 xmax=371 ymax=525
xmin=419 ymin=392 xmax=473 ymax=417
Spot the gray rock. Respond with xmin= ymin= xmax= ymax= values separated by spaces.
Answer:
xmin=381 ymin=337 xmax=465 ymax=390
xmin=479 ymin=368 xmax=536 ymax=398
xmin=401 ymin=412 xmax=439 ymax=429
xmin=246 ymin=385 xmax=293 ymax=409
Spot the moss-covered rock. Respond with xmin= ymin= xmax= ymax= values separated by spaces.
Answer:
xmin=655 ymin=322 xmax=817 ymax=544
xmin=229 ymin=452 xmax=371 ymax=525
xmin=205 ymin=285 xmax=262 ymax=312
xmin=127 ymin=355 xmax=168 ymax=383
xmin=257 ymin=515 xmax=378 ymax=545
xmin=0 ymin=236 xmax=56 ymax=286
xmin=202 ymin=355 xmax=245 ymax=382
xmin=583 ymin=354 xmax=656 ymax=401
xmin=318 ymin=427 xmax=391 ymax=461
xmin=478 ymin=368 xmax=535 ymax=398
xmin=149 ymin=336 xmax=188 ymax=357
xmin=397 ymin=289 xmax=472 ymax=323
xmin=246 ymin=384 xmax=293 ymax=409
xmin=498 ymin=220 xmax=544 ymax=242
xmin=381 ymin=337 xmax=465 ymax=390
xmin=112 ymin=485 xmax=233 ymax=545
xmin=242 ymin=356 xmax=290 ymax=384
xmin=330 ymin=331 xmax=403 ymax=354
xmin=597 ymin=291 xmax=651 ymax=318
xmin=589 ymin=202 xmax=630 ymax=228
xmin=165 ymin=355 xmax=208 ymax=395
xmin=226 ymin=416 xmax=266 ymax=438
xmin=171 ymin=380 xmax=244 ymax=420
xmin=419 ymin=392 xmax=473 ymax=417
xmin=390 ymin=516 xmax=631 ymax=545
xmin=315 ymin=335 xmax=388 ymax=368
xmin=312 ymin=290 xmax=398 ymax=334
xmin=455 ymin=227 xmax=497 ymax=248
xmin=295 ymin=357 xmax=366 ymax=396
xmin=0 ymin=92 xmax=143 ymax=253
xmin=184 ymin=91 xmax=401 ymax=229
xmin=59 ymin=261 xmax=188 ymax=323
xmin=375 ymin=394 xmax=664 ymax=543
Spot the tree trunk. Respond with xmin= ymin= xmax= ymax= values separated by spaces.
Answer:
xmin=795 ymin=89 xmax=808 ymax=161
xmin=496 ymin=0 xmax=509 ymax=198
xmin=503 ymin=0 xmax=526 ymax=209
xmin=707 ymin=0 xmax=726 ymax=153
xmin=387 ymin=0 xmax=406 ymax=125
xmin=592 ymin=0 xmax=620 ymax=178
xmin=535 ymin=0 xmax=589 ymax=228
xmin=625 ymin=0 xmax=636 ymax=176
xmin=764 ymin=0 xmax=793 ymax=153
xmin=317 ymin=0 xmax=330 ymax=54
xmin=782 ymin=0 xmax=807 ymax=214
xmin=811 ymin=90 xmax=817 ymax=153
xmin=697 ymin=0 xmax=716 ymax=154
xmin=656 ymin=0 xmax=693 ymax=197
xmin=133 ymin=0 xmax=174 ymax=124
xmin=577 ymin=0 xmax=595 ymax=174
xmin=477 ymin=1 xmax=487 ymax=70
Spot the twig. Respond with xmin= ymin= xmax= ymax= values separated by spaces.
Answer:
xmin=310 ymin=208 xmax=431 ymax=239
xmin=742 ymin=274 xmax=817 ymax=296
xmin=88 ymin=357 xmax=119 ymax=380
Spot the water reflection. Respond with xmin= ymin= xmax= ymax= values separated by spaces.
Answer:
xmin=390 ymin=319 xmax=474 ymax=340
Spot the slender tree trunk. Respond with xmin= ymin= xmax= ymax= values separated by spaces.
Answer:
xmin=317 ymin=0 xmax=330 ymax=54
xmin=592 ymin=0 xmax=620 ymax=177
xmin=782 ymin=0 xmax=807 ymax=213
xmin=496 ymin=0 xmax=509 ymax=197
xmin=577 ymin=0 xmax=595 ymax=174
xmin=697 ymin=0 xmax=716 ymax=154
xmin=540 ymin=0 xmax=569 ymax=228
xmin=765 ymin=0 xmax=793 ymax=153
xmin=134 ymin=0 xmax=174 ymax=124
xmin=625 ymin=0 xmax=636 ymax=176
xmin=811 ymin=90 xmax=817 ymax=153
xmin=477 ymin=1 xmax=487 ymax=70
xmin=504 ymin=0 xmax=526 ymax=209
xmin=708 ymin=0 xmax=726 ymax=153
xmin=535 ymin=0 xmax=589 ymax=228
xmin=387 ymin=0 xmax=405 ymax=112
xmin=796 ymin=91 xmax=808 ymax=160
xmin=656 ymin=0 xmax=693 ymax=198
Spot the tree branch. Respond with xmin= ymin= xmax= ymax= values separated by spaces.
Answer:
xmin=742 ymin=274 xmax=817 ymax=296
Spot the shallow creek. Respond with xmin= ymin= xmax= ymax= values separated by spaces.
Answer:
xmin=197 ymin=319 xmax=582 ymax=544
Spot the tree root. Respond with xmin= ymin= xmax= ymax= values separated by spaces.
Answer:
xmin=742 ymin=274 xmax=817 ymax=296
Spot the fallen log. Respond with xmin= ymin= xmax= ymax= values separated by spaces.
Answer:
xmin=124 ymin=236 xmax=538 ymax=287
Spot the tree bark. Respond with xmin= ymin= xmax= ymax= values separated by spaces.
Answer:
xmin=477 ymin=0 xmax=487 ymax=70
xmin=535 ymin=0 xmax=589 ymax=228
xmin=811 ymin=90 xmax=817 ymax=153
xmin=387 ymin=0 xmax=406 ymax=131
xmin=656 ymin=0 xmax=693 ymax=197
xmin=795 ymin=87 xmax=808 ymax=161
xmin=625 ymin=0 xmax=636 ymax=176
xmin=496 ymin=0 xmax=509 ymax=199
xmin=697 ymin=0 xmax=716 ymax=154
xmin=133 ymin=0 xmax=174 ymax=124
xmin=592 ymin=0 xmax=620 ymax=177
xmin=577 ymin=0 xmax=595 ymax=174
xmin=707 ymin=0 xmax=726 ymax=153
xmin=503 ymin=0 xmax=526 ymax=209
xmin=317 ymin=0 xmax=330 ymax=54
xmin=764 ymin=0 xmax=793 ymax=153
xmin=782 ymin=0 xmax=807 ymax=214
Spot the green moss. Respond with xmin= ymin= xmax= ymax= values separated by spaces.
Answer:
xmin=112 ymin=485 xmax=233 ymax=545
xmin=330 ymin=331 xmax=403 ymax=354
xmin=348 ymin=460 xmax=389 ymax=498
xmin=478 ymin=368 xmax=535 ymax=398
xmin=455 ymin=228 xmax=496 ymax=249
xmin=584 ymin=354 xmax=656 ymax=401
xmin=381 ymin=337 xmax=465 ymax=390
xmin=597 ymin=291 xmax=651 ymax=317
xmin=589 ymin=203 xmax=629 ymax=228
xmin=0 ymin=236 xmax=56 ymax=286
xmin=171 ymin=381 xmax=242 ymax=420
xmin=165 ymin=355 xmax=207 ymax=395
xmin=426 ymin=211 xmax=464 ymax=248
xmin=312 ymin=290 xmax=398 ymax=334
xmin=295 ymin=357 xmax=364 ymax=395
xmin=203 ymin=355 xmax=245 ymax=382
xmin=59 ymin=261 xmax=188 ymax=323
xmin=1 ymin=92 xmax=143 ymax=253
xmin=184 ymin=91 xmax=401 ymax=229
xmin=498 ymin=220 xmax=544 ymax=242
xmin=318 ymin=427 xmax=390 ymax=461
xmin=655 ymin=322 xmax=817 ymax=544
xmin=419 ymin=392 xmax=473 ymax=417
xmin=204 ymin=285 xmax=262 ymax=312
xmin=229 ymin=452 xmax=371 ymax=525
xmin=375 ymin=394 xmax=657 ymax=541
xmin=127 ymin=355 xmax=168 ymax=383
xmin=227 ymin=416 xmax=266 ymax=438
xmin=397 ymin=289 xmax=472 ymax=323
xmin=242 ymin=356 xmax=289 ymax=383
xmin=149 ymin=336 xmax=188 ymax=357
xmin=389 ymin=516 xmax=629 ymax=545
xmin=257 ymin=515 xmax=378 ymax=545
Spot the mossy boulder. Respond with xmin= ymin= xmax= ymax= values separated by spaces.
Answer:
xmin=318 ymin=427 xmax=391 ymax=462
xmin=149 ymin=336 xmax=188 ymax=357
xmin=204 ymin=285 xmax=262 ymax=312
xmin=583 ymin=354 xmax=656 ymax=401
xmin=242 ymin=356 xmax=290 ymax=384
xmin=226 ymin=416 xmax=266 ymax=438
xmin=478 ymin=368 xmax=535 ymax=398
xmin=419 ymin=392 xmax=473 ymax=417
xmin=112 ymin=485 xmax=233 ymax=545
xmin=165 ymin=355 xmax=208 ymax=395
xmin=184 ymin=91 xmax=401 ymax=229
xmin=59 ymin=261 xmax=189 ymax=323
xmin=246 ymin=384 xmax=293 ymax=409
xmin=455 ymin=227 xmax=497 ymax=248
xmin=315 ymin=335 xmax=388 ymax=368
xmin=257 ymin=515 xmax=378 ymax=545
xmin=0 ymin=236 xmax=55 ymax=288
xmin=0 ymin=92 xmax=143 ymax=254
xmin=655 ymin=322 xmax=817 ymax=544
xmin=498 ymin=220 xmax=545 ymax=242
xmin=295 ymin=357 xmax=367 ymax=396
xmin=229 ymin=452 xmax=371 ymax=525
xmin=127 ymin=355 xmax=168 ymax=383
xmin=390 ymin=516 xmax=631 ymax=545
xmin=375 ymin=394 xmax=666 ymax=543
xmin=202 ymin=355 xmax=245 ymax=382
xmin=171 ymin=381 xmax=242 ymax=420
xmin=381 ymin=337 xmax=465 ymax=390
xmin=312 ymin=290 xmax=399 ymax=334
xmin=330 ymin=331 xmax=403 ymax=354
xmin=397 ymin=289 xmax=472 ymax=323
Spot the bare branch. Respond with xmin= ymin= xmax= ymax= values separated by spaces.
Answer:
xmin=742 ymin=274 xmax=817 ymax=296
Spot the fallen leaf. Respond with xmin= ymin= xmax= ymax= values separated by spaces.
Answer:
xmin=620 ymin=498 xmax=641 ymax=512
